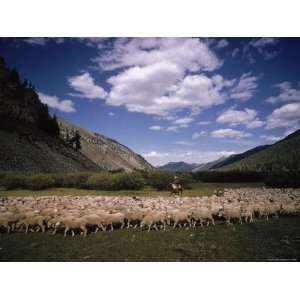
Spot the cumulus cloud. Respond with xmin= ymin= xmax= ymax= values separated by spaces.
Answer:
xmin=211 ymin=128 xmax=252 ymax=139
xmin=94 ymin=38 xmax=222 ymax=72
xmin=265 ymin=81 xmax=300 ymax=104
xmin=88 ymin=38 xmax=242 ymax=118
xmin=217 ymin=107 xmax=264 ymax=128
xmin=106 ymin=67 xmax=234 ymax=116
xmin=230 ymin=73 xmax=259 ymax=101
xmin=86 ymin=38 xmax=261 ymax=118
xmin=266 ymin=102 xmax=300 ymax=129
xmin=143 ymin=149 xmax=237 ymax=166
xmin=68 ymin=72 xmax=107 ymax=100
xmin=38 ymin=92 xmax=76 ymax=113
xmin=108 ymin=112 xmax=115 ymax=116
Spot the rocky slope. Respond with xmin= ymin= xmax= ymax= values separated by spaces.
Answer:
xmin=58 ymin=118 xmax=153 ymax=172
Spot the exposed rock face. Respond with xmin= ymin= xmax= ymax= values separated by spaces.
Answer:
xmin=58 ymin=118 xmax=153 ymax=172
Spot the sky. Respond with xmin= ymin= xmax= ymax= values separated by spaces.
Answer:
xmin=1 ymin=37 xmax=300 ymax=166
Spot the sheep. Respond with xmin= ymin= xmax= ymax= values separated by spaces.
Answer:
xmin=191 ymin=207 xmax=215 ymax=227
xmin=167 ymin=209 xmax=192 ymax=229
xmin=0 ymin=212 xmax=19 ymax=233
xmin=140 ymin=211 xmax=168 ymax=232
xmin=57 ymin=216 xmax=88 ymax=238
xmin=17 ymin=214 xmax=46 ymax=234
xmin=100 ymin=212 xmax=125 ymax=231
xmin=219 ymin=206 xmax=242 ymax=225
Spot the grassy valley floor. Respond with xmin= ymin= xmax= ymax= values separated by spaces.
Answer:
xmin=0 ymin=217 xmax=300 ymax=261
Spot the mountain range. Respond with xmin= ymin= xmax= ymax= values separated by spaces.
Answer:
xmin=158 ymin=130 xmax=300 ymax=173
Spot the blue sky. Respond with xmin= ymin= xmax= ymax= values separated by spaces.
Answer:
xmin=1 ymin=37 xmax=300 ymax=166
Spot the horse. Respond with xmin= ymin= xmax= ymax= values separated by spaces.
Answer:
xmin=169 ymin=183 xmax=183 ymax=196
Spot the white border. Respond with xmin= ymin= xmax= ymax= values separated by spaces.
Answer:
xmin=1 ymin=0 xmax=300 ymax=36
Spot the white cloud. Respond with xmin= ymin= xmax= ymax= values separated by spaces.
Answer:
xmin=265 ymin=81 xmax=300 ymax=104
xmin=192 ymin=131 xmax=205 ymax=139
xmin=91 ymin=38 xmax=239 ymax=118
xmin=216 ymin=39 xmax=229 ymax=49
xmin=89 ymin=38 xmax=261 ymax=118
xmin=217 ymin=107 xmax=264 ymax=128
xmin=230 ymin=73 xmax=259 ymax=101
xmin=211 ymin=128 xmax=252 ymax=139
xmin=143 ymin=149 xmax=237 ymax=166
xmin=108 ymin=112 xmax=115 ymax=116
xmin=266 ymin=102 xmax=300 ymax=129
xmin=68 ymin=72 xmax=107 ymax=100
xmin=149 ymin=125 xmax=163 ymax=131
xmin=94 ymin=37 xmax=222 ymax=72
xmin=38 ymin=92 xmax=76 ymax=113
xmin=107 ymin=66 xmax=234 ymax=117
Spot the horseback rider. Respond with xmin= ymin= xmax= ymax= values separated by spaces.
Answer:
xmin=170 ymin=175 xmax=183 ymax=196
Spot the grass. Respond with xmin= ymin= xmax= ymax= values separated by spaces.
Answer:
xmin=0 ymin=216 xmax=299 ymax=261
xmin=0 ymin=181 xmax=264 ymax=197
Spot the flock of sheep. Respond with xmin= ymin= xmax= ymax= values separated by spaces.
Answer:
xmin=0 ymin=188 xmax=300 ymax=237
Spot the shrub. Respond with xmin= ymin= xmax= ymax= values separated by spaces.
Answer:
xmin=147 ymin=171 xmax=174 ymax=191
xmin=85 ymin=172 xmax=145 ymax=190
xmin=0 ymin=173 xmax=27 ymax=190
xmin=193 ymin=171 xmax=266 ymax=183
xmin=265 ymin=171 xmax=300 ymax=188
xmin=176 ymin=172 xmax=194 ymax=189
xmin=61 ymin=172 xmax=92 ymax=188
xmin=112 ymin=172 xmax=145 ymax=190
xmin=24 ymin=174 xmax=58 ymax=190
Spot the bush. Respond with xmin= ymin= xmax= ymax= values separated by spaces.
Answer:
xmin=265 ymin=171 xmax=300 ymax=188
xmin=85 ymin=172 xmax=145 ymax=191
xmin=193 ymin=171 xmax=266 ymax=183
xmin=0 ymin=173 xmax=27 ymax=190
xmin=147 ymin=171 xmax=174 ymax=191
xmin=176 ymin=172 xmax=194 ymax=189
xmin=24 ymin=174 xmax=58 ymax=190
xmin=61 ymin=172 xmax=92 ymax=188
